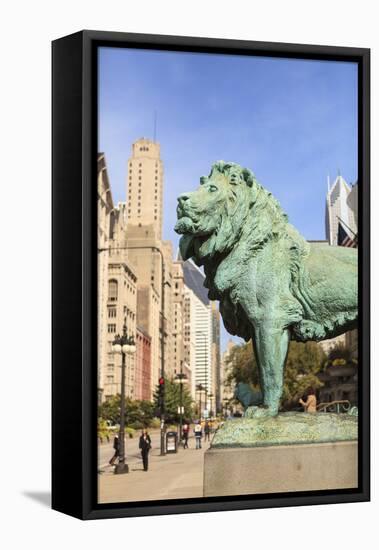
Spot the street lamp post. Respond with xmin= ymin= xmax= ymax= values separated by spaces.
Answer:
xmin=208 ymin=393 xmax=214 ymax=417
xmin=174 ymin=363 xmax=188 ymax=440
xmin=112 ymin=318 xmax=136 ymax=475
xmin=196 ymin=384 xmax=205 ymax=419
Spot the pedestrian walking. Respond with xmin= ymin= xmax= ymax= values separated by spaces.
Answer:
xmin=194 ymin=421 xmax=202 ymax=449
xmin=204 ymin=420 xmax=211 ymax=442
xmin=139 ymin=429 xmax=152 ymax=471
xmin=109 ymin=434 xmax=120 ymax=466
xmin=182 ymin=423 xmax=189 ymax=449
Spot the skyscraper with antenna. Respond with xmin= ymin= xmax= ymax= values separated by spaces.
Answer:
xmin=126 ymin=137 xmax=164 ymax=240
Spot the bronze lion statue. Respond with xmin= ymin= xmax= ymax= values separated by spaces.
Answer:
xmin=175 ymin=161 xmax=358 ymax=416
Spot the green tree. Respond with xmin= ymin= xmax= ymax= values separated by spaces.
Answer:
xmin=281 ymin=341 xmax=325 ymax=408
xmin=153 ymin=378 xmax=193 ymax=423
xmin=98 ymin=395 xmax=156 ymax=427
xmin=98 ymin=394 xmax=121 ymax=425
xmin=224 ymin=340 xmax=325 ymax=410
xmin=224 ymin=341 xmax=259 ymax=389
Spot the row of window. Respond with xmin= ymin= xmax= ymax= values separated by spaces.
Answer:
xmin=129 ymin=161 xmax=159 ymax=166
xmin=108 ymin=279 xmax=136 ymax=302
xmin=105 ymin=375 xmax=135 ymax=383
xmin=129 ymin=168 xmax=158 ymax=178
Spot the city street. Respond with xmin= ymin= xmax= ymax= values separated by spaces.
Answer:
xmin=98 ymin=430 xmax=213 ymax=503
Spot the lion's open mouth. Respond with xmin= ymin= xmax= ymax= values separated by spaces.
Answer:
xmin=179 ymin=234 xmax=195 ymax=260
xmin=175 ymin=214 xmax=212 ymax=261
xmin=178 ymin=234 xmax=210 ymax=261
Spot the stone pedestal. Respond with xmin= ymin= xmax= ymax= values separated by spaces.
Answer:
xmin=204 ymin=441 xmax=358 ymax=497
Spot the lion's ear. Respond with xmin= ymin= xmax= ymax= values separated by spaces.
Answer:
xmin=241 ymin=168 xmax=259 ymax=205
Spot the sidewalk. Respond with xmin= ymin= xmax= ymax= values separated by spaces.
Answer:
xmin=98 ymin=436 xmax=211 ymax=503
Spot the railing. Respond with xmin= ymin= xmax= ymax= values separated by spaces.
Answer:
xmin=317 ymin=400 xmax=351 ymax=414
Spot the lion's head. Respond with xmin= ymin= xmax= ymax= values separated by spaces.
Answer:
xmin=175 ymin=161 xmax=290 ymax=264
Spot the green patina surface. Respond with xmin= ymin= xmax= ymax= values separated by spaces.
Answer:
xmin=175 ymin=161 xmax=358 ymax=419
xmin=212 ymin=413 xmax=358 ymax=448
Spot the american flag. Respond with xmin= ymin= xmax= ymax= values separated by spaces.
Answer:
xmin=337 ymin=221 xmax=358 ymax=248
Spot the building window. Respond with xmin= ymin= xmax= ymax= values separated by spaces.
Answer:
xmin=108 ymin=324 xmax=116 ymax=333
xmin=108 ymin=307 xmax=116 ymax=318
xmin=108 ymin=279 xmax=118 ymax=301
xmin=106 ymin=375 xmax=114 ymax=383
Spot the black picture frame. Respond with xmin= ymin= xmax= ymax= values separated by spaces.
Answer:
xmin=52 ymin=30 xmax=370 ymax=520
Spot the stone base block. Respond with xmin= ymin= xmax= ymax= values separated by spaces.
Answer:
xmin=204 ymin=441 xmax=357 ymax=497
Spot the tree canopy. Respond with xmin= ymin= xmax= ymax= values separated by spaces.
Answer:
xmin=153 ymin=378 xmax=193 ymax=423
xmin=224 ymin=340 xmax=326 ymax=410
xmin=98 ymin=395 xmax=155 ymax=428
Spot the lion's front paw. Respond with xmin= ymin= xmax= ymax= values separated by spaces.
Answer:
xmin=244 ymin=406 xmax=278 ymax=418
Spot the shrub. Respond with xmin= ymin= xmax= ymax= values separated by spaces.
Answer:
xmin=125 ymin=427 xmax=135 ymax=438
xmin=128 ymin=421 xmax=144 ymax=430
xmin=149 ymin=417 xmax=161 ymax=429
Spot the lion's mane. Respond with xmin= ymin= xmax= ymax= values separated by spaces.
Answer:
xmin=191 ymin=162 xmax=309 ymax=340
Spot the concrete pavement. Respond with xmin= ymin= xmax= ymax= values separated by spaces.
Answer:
xmin=98 ymin=431 xmax=213 ymax=503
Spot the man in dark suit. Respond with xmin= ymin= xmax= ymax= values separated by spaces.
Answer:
xmin=139 ymin=429 xmax=152 ymax=471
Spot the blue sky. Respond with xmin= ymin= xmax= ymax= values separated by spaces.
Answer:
xmin=98 ymin=47 xmax=358 ymax=350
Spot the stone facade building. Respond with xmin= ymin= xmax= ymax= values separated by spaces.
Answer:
xmin=97 ymin=153 xmax=113 ymax=402
xmin=103 ymin=258 xmax=138 ymax=400
xmin=98 ymin=140 xmax=220 ymax=410
xmin=135 ymin=327 xmax=152 ymax=401
xmin=318 ymin=361 xmax=358 ymax=406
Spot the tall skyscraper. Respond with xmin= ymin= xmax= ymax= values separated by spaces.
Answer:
xmin=126 ymin=138 xmax=164 ymax=240
xmin=181 ymin=258 xmax=220 ymax=409
xmin=325 ymin=174 xmax=357 ymax=245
